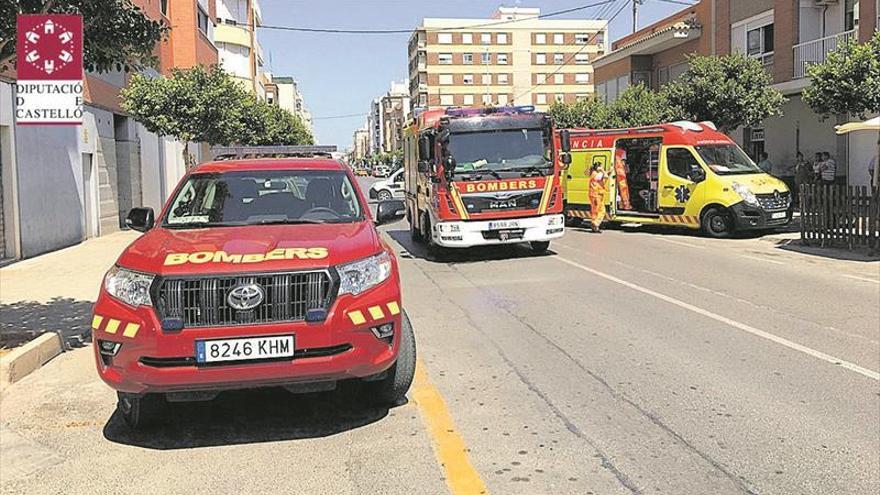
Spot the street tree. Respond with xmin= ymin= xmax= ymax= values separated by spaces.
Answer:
xmin=607 ymin=84 xmax=680 ymax=128
xmin=664 ymin=53 xmax=785 ymax=133
xmin=803 ymin=31 xmax=880 ymax=119
xmin=1 ymin=0 xmax=168 ymax=73
xmin=548 ymin=97 xmax=607 ymax=129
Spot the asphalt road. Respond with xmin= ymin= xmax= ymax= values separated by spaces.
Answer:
xmin=1 ymin=175 xmax=877 ymax=494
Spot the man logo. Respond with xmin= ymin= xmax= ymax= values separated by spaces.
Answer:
xmin=227 ymin=283 xmax=265 ymax=311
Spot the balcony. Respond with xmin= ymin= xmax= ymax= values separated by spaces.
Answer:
xmin=793 ymin=29 xmax=856 ymax=79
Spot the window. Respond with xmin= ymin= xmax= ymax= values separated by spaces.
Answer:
xmin=481 ymin=52 xmax=491 ymax=64
xmin=497 ymin=33 xmax=508 ymax=44
xmin=463 ymin=94 xmax=474 ymax=105
xmin=575 ymin=33 xmax=590 ymax=44
xmin=197 ymin=7 xmax=209 ymax=35
xmin=481 ymin=33 xmax=491 ymax=44
xmin=844 ymin=0 xmax=858 ymax=31
xmin=482 ymin=94 xmax=493 ymax=105
xmin=666 ymin=148 xmax=703 ymax=179
xmin=576 ymin=93 xmax=589 ymax=101
xmin=438 ymin=33 xmax=453 ymax=44
xmin=536 ymin=73 xmax=546 ymax=84
xmin=535 ymin=33 xmax=546 ymax=44
xmin=439 ymin=53 xmax=453 ymax=64
xmin=576 ymin=73 xmax=590 ymax=84
xmin=555 ymin=94 xmax=565 ymax=103
xmin=554 ymin=53 xmax=565 ymax=64
xmin=497 ymin=53 xmax=508 ymax=64
xmin=440 ymin=94 xmax=454 ymax=106
xmin=554 ymin=73 xmax=564 ymax=84
xmin=160 ymin=0 xmax=168 ymax=16
xmin=419 ymin=94 xmax=427 ymax=106
xmin=439 ymin=74 xmax=453 ymax=85
xmin=463 ymin=74 xmax=474 ymax=85
xmin=553 ymin=33 xmax=564 ymax=44
xmin=732 ymin=12 xmax=774 ymax=65
xmin=497 ymin=73 xmax=509 ymax=84
xmin=482 ymin=74 xmax=491 ymax=85
xmin=463 ymin=53 xmax=473 ymax=64
xmin=497 ymin=94 xmax=509 ymax=105
xmin=575 ymin=54 xmax=590 ymax=66
xmin=462 ymin=33 xmax=473 ymax=44
xmin=747 ymin=23 xmax=774 ymax=64
xmin=536 ymin=94 xmax=547 ymax=105
xmin=536 ymin=53 xmax=546 ymax=64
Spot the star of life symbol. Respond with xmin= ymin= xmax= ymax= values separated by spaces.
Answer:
xmin=23 ymin=19 xmax=76 ymax=75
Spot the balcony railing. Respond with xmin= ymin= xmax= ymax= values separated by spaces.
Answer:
xmin=793 ymin=29 xmax=856 ymax=79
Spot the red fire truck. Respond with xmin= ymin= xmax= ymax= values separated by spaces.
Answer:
xmin=403 ymin=106 xmax=571 ymax=253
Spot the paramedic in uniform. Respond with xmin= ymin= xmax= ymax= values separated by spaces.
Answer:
xmin=589 ymin=162 xmax=609 ymax=233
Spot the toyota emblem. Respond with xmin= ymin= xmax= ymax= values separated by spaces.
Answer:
xmin=227 ymin=283 xmax=265 ymax=311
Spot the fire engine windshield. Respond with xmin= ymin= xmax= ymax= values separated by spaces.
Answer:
xmin=447 ymin=129 xmax=551 ymax=174
xmin=695 ymin=145 xmax=763 ymax=175
xmin=163 ymin=170 xmax=363 ymax=228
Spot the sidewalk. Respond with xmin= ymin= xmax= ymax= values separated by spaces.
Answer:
xmin=0 ymin=232 xmax=139 ymax=351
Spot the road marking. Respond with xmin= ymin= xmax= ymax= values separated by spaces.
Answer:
xmin=741 ymin=255 xmax=785 ymax=265
xmin=411 ymin=360 xmax=489 ymax=495
xmin=843 ymin=274 xmax=880 ymax=285
xmin=556 ymin=256 xmax=880 ymax=381
xmin=656 ymin=238 xmax=705 ymax=249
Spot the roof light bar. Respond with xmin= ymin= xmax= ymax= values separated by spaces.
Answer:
xmin=445 ymin=105 xmax=536 ymax=117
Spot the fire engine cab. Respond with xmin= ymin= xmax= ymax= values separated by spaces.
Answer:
xmin=403 ymin=106 xmax=571 ymax=253
xmin=92 ymin=153 xmax=414 ymax=428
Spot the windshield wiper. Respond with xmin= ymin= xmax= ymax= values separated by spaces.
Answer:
xmin=254 ymin=218 xmax=327 ymax=225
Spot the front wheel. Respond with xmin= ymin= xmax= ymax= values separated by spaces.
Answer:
xmin=377 ymin=189 xmax=393 ymax=201
xmin=701 ymin=207 xmax=733 ymax=238
xmin=530 ymin=241 xmax=550 ymax=253
xmin=117 ymin=392 xmax=163 ymax=430
xmin=363 ymin=311 xmax=416 ymax=406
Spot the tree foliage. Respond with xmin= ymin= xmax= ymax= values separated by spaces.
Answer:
xmin=548 ymin=97 xmax=607 ymax=128
xmin=1 ymin=0 xmax=168 ymax=73
xmin=664 ymin=53 xmax=785 ymax=133
xmin=803 ymin=31 xmax=880 ymax=120
xmin=548 ymin=84 xmax=680 ymax=129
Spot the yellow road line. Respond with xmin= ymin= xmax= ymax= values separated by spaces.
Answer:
xmin=411 ymin=360 xmax=489 ymax=495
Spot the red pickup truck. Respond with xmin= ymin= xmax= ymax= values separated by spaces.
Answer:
xmin=92 ymin=157 xmax=415 ymax=428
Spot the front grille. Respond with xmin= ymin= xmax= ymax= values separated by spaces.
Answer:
xmin=156 ymin=271 xmax=333 ymax=328
xmin=462 ymin=190 xmax=543 ymax=213
xmin=139 ymin=344 xmax=353 ymax=368
xmin=756 ymin=191 xmax=791 ymax=210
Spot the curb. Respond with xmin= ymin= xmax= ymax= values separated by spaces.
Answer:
xmin=0 ymin=332 xmax=64 ymax=391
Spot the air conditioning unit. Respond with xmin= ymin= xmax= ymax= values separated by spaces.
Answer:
xmin=814 ymin=0 xmax=838 ymax=6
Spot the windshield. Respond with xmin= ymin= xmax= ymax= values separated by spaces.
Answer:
xmin=695 ymin=145 xmax=763 ymax=175
xmin=163 ymin=170 xmax=363 ymax=228
xmin=447 ymin=128 xmax=550 ymax=174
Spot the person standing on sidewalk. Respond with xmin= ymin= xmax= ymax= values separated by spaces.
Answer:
xmin=793 ymin=152 xmax=813 ymax=203
xmin=589 ymin=162 xmax=609 ymax=233
xmin=818 ymin=152 xmax=837 ymax=185
xmin=757 ymin=152 xmax=773 ymax=174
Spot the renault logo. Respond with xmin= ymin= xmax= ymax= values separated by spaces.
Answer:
xmin=227 ymin=283 xmax=264 ymax=311
xmin=774 ymin=191 xmax=781 ymax=201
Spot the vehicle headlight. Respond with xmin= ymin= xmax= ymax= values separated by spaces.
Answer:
xmin=104 ymin=266 xmax=154 ymax=307
xmin=732 ymin=182 xmax=759 ymax=207
xmin=337 ymin=252 xmax=392 ymax=296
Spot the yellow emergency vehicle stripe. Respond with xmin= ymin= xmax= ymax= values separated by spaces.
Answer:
xmin=104 ymin=319 xmax=120 ymax=334
xmin=386 ymin=301 xmax=400 ymax=316
xmin=91 ymin=315 xmax=104 ymax=330
xmin=368 ymin=305 xmax=385 ymax=320
xmin=537 ymin=178 xmax=554 ymax=214
xmin=122 ymin=323 xmax=140 ymax=338
xmin=449 ymin=186 xmax=469 ymax=220
xmin=348 ymin=310 xmax=366 ymax=325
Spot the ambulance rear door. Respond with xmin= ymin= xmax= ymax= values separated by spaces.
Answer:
xmin=565 ymin=148 xmax=612 ymax=208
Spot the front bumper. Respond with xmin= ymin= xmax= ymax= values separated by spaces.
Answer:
xmin=730 ymin=202 xmax=792 ymax=230
xmin=92 ymin=282 xmax=402 ymax=395
xmin=431 ymin=214 xmax=565 ymax=248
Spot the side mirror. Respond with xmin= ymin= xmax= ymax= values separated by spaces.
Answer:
xmin=418 ymin=136 xmax=431 ymax=160
xmin=375 ymin=199 xmax=406 ymax=225
xmin=126 ymin=207 xmax=155 ymax=232
xmin=559 ymin=129 xmax=571 ymax=153
xmin=689 ymin=168 xmax=706 ymax=183
xmin=444 ymin=156 xmax=456 ymax=174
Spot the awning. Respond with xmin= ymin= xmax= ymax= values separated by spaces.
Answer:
xmin=835 ymin=117 xmax=880 ymax=135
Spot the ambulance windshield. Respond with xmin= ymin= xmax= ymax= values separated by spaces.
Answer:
xmin=447 ymin=128 xmax=551 ymax=175
xmin=695 ymin=144 xmax=763 ymax=175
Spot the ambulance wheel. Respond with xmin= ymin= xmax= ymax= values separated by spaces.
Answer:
xmin=117 ymin=392 xmax=162 ymax=430
xmin=377 ymin=189 xmax=393 ymax=201
xmin=530 ymin=241 xmax=550 ymax=253
xmin=364 ymin=311 xmax=416 ymax=406
xmin=565 ymin=215 xmax=583 ymax=227
xmin=701 ymin=207 xmax=733 ymax=238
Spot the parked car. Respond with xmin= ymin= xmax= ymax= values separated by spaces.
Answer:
xmin=355 ymin=168 xmax=370 ymax=176
xmin=369 ymin=168 xmax=405 ymax=201
xmin=373 ymin=165 xmax=390 ymax=178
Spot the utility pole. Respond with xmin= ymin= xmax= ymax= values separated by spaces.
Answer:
xmin=632 ymin=0 xmax=644 ymax=33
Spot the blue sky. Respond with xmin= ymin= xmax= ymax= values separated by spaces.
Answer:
xmin=258 ymin=0 xmax=692 ymax=148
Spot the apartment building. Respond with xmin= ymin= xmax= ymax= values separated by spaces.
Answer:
xmin=408 ymin=6 xmax=608 ymax=112
xmin=215 ymin=0 xmax=266 ymax=97
xmin=593 ymin=0 xmax=878 ymax=187
xmin=381 ymin=80 xmax=411 ymax=154
xmin=352 ymin=127 xmax=371 ymax=162
xmin=0 ymin=1 xmax=218 ymax=261
xmin=266 ymin=75 xmax=314 ymax=134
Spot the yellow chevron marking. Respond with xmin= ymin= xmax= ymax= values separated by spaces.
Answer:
xmin=538 ymin=178 xmax=554 ymax=214
xmin=91 ymin=315 xmax=104 ymax=330
xmin=122 ymin=323 xmax=140 ymax=338
xmin=348 ymin=310 xmax=366 ymax=325
xmin=104 ymin=319 xmax=120 ymax=334
xmin=368 ymin=306 xmax=385 ymax=320
xmin=387 ymin=301 xmax=401 ymax=315
xmin=449 ymin=186 xmax=469 ymax=220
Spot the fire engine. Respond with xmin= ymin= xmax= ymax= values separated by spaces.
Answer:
xmin=403 ymin=106 xmax=571 ymax=253
xmin=92 ymin=150 xmax=414 ymax=428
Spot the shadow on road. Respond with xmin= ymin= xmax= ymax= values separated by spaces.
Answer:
xmin=0 ymin=297 xmax=93 ymax=349
xmin=383 ymin=226 xmax=556 ymax=264
xmin=770 ymin=238 xmax=880 ymax=262
xmin=103 ymin=383 xmax=397 ymax=449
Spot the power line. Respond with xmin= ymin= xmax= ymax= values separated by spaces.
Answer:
xmin=312 ymin=112 xmax=367 ymax=120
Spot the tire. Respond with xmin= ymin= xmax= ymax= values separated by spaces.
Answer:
xmin=363 ymin=311 xmax=416 ymax=406
xmin=409 ymin=209 xmax=423 ymax=242
xmin=530 ymin=241 xmax=550 ymax=253
xmin=377 ymin=190 xmax=393 ymax=201
xmin=117 ymin=392 xmax=163 ymax=430
xmin=421 ymin=214 xmax=441 ymax=256
xmin=701 ymin=207 xmax=733 ymax=238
